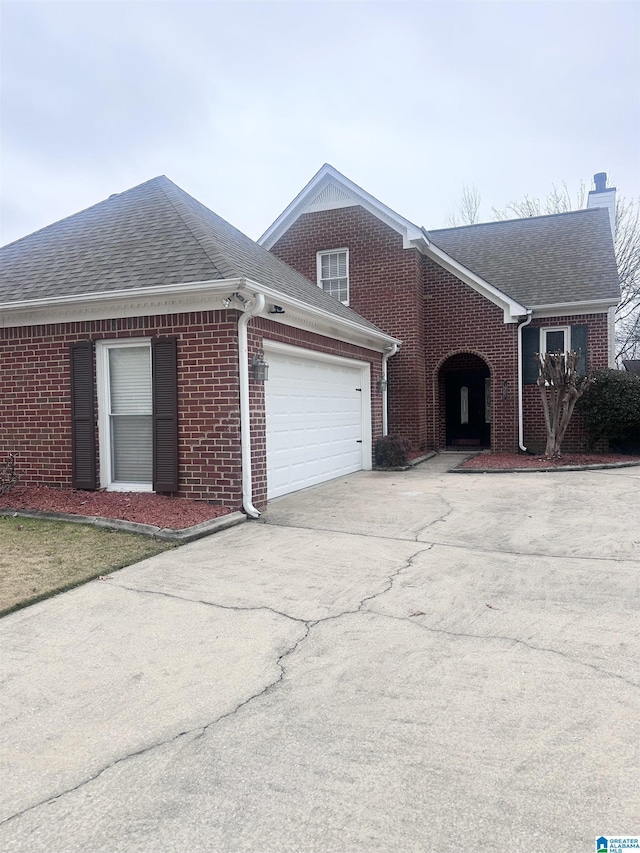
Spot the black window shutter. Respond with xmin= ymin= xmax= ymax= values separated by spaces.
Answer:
xmin=571 ymin=325 xmax=588 ymax=376
xmin=522 ymin=326 xmax=540 ymax=385
xmin=70 ymin=341 xmax=96 ymax=490
xmin=152 ymin=337 xmax=178 ymax=493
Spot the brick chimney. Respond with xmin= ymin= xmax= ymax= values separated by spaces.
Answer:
xmin=587 ymin=172 xmax=616 ymax=242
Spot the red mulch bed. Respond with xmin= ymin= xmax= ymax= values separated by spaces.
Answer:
xmin=458 ymin=452 xmax=640 ymax=470
xmin=0 ymin=486 xmax=233 ymax=529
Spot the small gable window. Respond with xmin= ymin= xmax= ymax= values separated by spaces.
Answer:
xmin=317 ymin=249 xmax=349 ymax=304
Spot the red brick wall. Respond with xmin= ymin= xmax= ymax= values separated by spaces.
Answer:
xmin=270 ymin=206 xmax=611 ymax=454
xmin=0 ymin=312 xmax=243 ymax=504
xmin=1 ymin=311 xmax=383 ymax=510
xmin=271 ymin=206 xmax=426 ymax=448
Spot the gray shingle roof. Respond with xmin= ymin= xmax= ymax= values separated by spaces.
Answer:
xmin=428 ymin=208 xmax=620 ymax=307
xmin=0 ymin=176 xmax=386 ymax=336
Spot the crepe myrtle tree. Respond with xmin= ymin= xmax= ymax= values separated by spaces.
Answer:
xmin=535 ymin=350 xmax=591 ymax=458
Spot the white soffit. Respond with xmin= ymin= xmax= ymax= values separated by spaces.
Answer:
xmin=259 ymin=164 xmax=426 ymax=250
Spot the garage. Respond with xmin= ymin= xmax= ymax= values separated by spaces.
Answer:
xmin=264 ymin=342 xmax=371 ymax=499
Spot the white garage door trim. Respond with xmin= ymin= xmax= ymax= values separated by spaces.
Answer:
xmin=263 ymin=340 xmax=372 ymax=499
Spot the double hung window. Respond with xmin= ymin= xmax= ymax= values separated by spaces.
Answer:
xmin=317 ymin=249 xmax=349 ymax=304
xmin=97 ymin=340 xmax=153 ymax=490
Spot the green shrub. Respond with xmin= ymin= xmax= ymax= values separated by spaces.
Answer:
xmin=374 ymin=434 xmax=411 ymax=468
xmin=577 ymin=369 xmax=640 ymax=451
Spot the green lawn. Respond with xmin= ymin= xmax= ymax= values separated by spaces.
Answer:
xmin=0 ymin=516 xmax=174 ymax=617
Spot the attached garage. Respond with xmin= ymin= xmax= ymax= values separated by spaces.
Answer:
xmin=264 ymin=342 xmax=372 ymax=499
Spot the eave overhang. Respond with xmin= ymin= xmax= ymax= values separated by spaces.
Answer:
xmin=0 ymin=277 xmax=400 ymax=354
xmin=529 ymin=297 xmax=619 ymax=319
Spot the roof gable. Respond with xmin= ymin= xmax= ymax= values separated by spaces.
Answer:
xmin=259 ymin=164 xmax=427 ymax=251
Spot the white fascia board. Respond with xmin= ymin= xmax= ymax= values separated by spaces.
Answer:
xmin=0 ymin=273 xmax=400 ymax=353
xmin=530 ymin=298 xmax=619 ymax=319
xmin=240 ymin=278 xmax=401 ymax=354
xmin=259 ymin=164 xmax=425 ymax=250
xmin=423 ymin=242 xmax=528 ymax=323
xmin=0 ymin=278 xmax=245 ymax=328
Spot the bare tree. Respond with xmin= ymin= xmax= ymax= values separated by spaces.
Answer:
xmin=612 ymin=195 xmax=640 ymax=361
xmin=445 ymin=184 xmax=482 ymax=227
xmin=446 ymin=178 xmax=640 ymax=361
xmin=535 ymin=351 xmax=591 ymax=457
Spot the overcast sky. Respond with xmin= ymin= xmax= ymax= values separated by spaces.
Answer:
xmin=1 ymin=0 xmax=638 ymax=247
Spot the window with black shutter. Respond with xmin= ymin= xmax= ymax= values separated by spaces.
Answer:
xmin=152 ymin=337 xmax=178 ymax=493
xmin=522 ymin=326 xmax=540 ymax=385
xmin=70 ymin=341 xmax=97 ymax=490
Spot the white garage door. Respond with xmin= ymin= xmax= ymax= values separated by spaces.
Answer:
xmin=265 ymin=345 xmax=369 ymax=499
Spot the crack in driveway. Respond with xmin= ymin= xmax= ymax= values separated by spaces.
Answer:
xmin=362 ymin=608 xmax=640 ymax=688
xmin=0 ymin=546 xmax=429 ymax=828
xmin=262 ymin=519 xmax=640 ymax=564
xmin=104 ymin=582 xmax=310 ymax=625
xmin=413 ymin=494 xmax=454 ymax=541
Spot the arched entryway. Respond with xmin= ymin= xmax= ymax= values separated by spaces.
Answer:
xmin=439 ymin=353 xmax=491 ymax=449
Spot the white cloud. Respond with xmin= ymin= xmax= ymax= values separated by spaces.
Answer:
xmin=1 ymin=0 xmax=638 ymax=244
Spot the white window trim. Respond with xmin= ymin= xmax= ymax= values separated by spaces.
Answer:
xmin=95 ymin=338 xmax=154 ymax=492
xmin=540 ymin=326 xmax=571 ymax=356
xmin=316 ymin=247 xmax=350 ymax=305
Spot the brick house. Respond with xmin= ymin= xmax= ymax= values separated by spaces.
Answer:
xmin=0 ymin=177 xmax=399 ymax=514
xmin=260 ymin=165 xmax=620 ymax=454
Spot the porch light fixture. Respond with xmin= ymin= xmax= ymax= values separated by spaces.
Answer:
xmin=377 ymin=377 xmax=388 ymax=393
xmin=251 ymin=349 xmax=269 ymax=382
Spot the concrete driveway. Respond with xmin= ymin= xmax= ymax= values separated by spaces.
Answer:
xmin=1 ymin=454 xmax=638 ymax=852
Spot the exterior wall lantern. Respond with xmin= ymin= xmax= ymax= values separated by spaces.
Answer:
xmin=252 ymin=349 xmax=269 ymax=382
xmin=377 ymin=377 xmax=388 ymax=393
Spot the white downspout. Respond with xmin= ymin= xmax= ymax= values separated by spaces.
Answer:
xmin=237 ymin=292 xmax=266 ymax=518
xmin=382 ymin=343 xmax=399 ymax=435
xmin=517 ymin=311 xmax=533 ymax=452
xmin=607 ymin=305 xmax=617 ymax=368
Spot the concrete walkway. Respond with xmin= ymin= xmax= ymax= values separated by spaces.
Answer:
xmin=1 ymin=453 xmax=638 ymax=852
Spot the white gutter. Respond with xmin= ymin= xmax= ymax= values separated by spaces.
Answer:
xmin=0 ymin=278 xmax=246 ymax=313
xmin=237 ymin=292 xmax=266 ymax=518
xmin=381 ymin=343 xmax=399 ymax=435
xmin=517 ymin=311 xmax=533 ymax=452
xmin=242 ymin=278 xmax=400 ymax=352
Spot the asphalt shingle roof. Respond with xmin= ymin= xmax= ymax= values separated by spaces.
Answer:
xmin=0 ymin=176 xmax=386 ymax=336
xmin=428 ymin=208 xmax=620 ymax=307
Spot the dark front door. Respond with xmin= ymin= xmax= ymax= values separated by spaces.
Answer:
xmin=445 ymin=370 xmax=490 ymax=447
